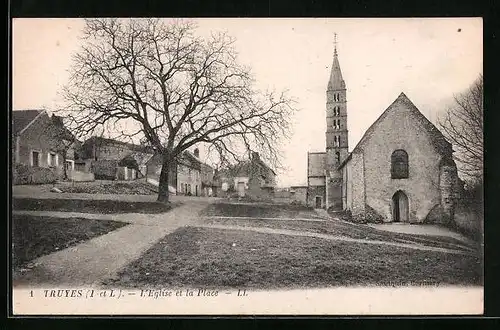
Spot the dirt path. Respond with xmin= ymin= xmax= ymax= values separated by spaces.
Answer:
xmin=193 ymin=224 xmax=477 ymax=256
xmin=12 ymin=201 xmax=211 ymax=287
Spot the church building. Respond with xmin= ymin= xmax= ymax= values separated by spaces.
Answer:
xmin=306 ymin=38 xmax=462 ymax=224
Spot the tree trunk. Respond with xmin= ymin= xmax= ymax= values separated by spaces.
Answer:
xmin=157 ymin=159 xmax=170 ymax=203
xmin=62 ymin=154 xmax=68 ymax=181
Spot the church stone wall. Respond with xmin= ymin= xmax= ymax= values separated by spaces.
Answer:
xmin=341 ymin=160 xmax=351 ymax=210
xmin=439 ymin=164 xmax=459 ymax=225
xmin=350 ymin=152 xmax=365 ymax=220
xmin=361 ymin=104 xmax=442 ymax=223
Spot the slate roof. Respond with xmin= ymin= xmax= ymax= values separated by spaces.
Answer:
xmin=51 ymin=114 xmax=75 ymax=140
xmin=338 ymin=92 xmax=452 ymax=169
xmin=146 ymin=150 xmax=203 ymax=171
xmin=84 ymin=136 xmax=154 ymax=154
xmin=12 ymin=110 xmax=44 ymax=135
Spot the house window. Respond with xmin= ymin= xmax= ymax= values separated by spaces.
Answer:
xmin=391 ymin=149 xmax=409 ymax=179
xmin=47 ymin=152 xmax=58 ymax=167
xmin=31 ymin=150 xmax=40 ymax=167
xmin=64 ymin=160 xmax=74 ymax=171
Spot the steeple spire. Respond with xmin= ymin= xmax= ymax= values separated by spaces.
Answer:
xmin=327 ymin=33 xmax=345 ymax=91
xmin=334 ymin=33 xmax=338 ymax=56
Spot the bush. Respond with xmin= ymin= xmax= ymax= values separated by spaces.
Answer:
xmin=13 ymin=164 xmax=59 ymax=185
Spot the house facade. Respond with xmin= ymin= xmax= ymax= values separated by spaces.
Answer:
xmin=146 ymin=150 xmax=204 ymax=196
xmin=12 ymin=110 xmax=84 ymax=184
xmin=214 ymin=152 xmax=276 ymax=199
xmin=306 ymin=40 xmax=462 ymax=225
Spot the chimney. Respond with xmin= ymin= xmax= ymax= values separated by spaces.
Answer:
xmin=194 ymin=148 xmax=200 ymax=158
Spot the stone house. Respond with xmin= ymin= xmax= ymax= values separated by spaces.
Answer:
xmin=146 ymin=150 xmax=203 ymax=196
xmin=193 ymin=148 xmax=216 ymax=197
xmin=214 ymin=152 xmax=276 ymax=199
xmin=306 ymin=40 xmax=462 ymax=225
xmin=12 ymin=110 xmax=86 ymax=184
xmin=80 ymin=136 xmax=153 ymax=180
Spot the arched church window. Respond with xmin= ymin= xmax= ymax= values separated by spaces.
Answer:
xmin=391 ymin=149 xmax=409 ymax=179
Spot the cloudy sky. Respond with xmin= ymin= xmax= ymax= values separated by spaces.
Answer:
xmin=12 ymin=18 xmax=482 ymax=186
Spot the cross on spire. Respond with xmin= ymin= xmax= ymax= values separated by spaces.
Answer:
xmin=334 ymin=33 xmax=338 ymax=56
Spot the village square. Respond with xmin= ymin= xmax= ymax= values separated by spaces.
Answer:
xmin=11 ymin=18 xmax=483 ymax=307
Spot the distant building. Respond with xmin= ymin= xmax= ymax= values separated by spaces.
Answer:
xmin=306 ymin=38 xmax=462 ymax=225
xmin=146 ymin=150 xmax=204 ymax=196
xmin=12 ymin=110 xmax=85 ymax=184
xmin=80 ymin=136 xmax=153 ymax=180
xmin=191 ymin=148 xmax=217 ymax=197
xmin=214 ymin=152 xmax=276 ymax=199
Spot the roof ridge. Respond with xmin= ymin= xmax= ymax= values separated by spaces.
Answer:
xmin=337 ymin=93 xmax=451 ymax=169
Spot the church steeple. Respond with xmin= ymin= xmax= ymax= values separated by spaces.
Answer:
xmin=325 ymin=33 xmax=348 ymax=210
xmin=326 ymin=34 xmax=348 ymax=163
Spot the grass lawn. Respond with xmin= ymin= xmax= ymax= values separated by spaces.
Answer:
xmin=55 ymin=180 xmax=157 ymax=195
xmin=13 ymin=198 xmax=176 ymax=214
xmin=202 ymin=217 xmax=478 ymax=252
xmin=12 ymin=214 xmax=128 ymax=267
xmin=106 ymin=226 xmax=482 ymax=289
xmin=201 ymin=202 xmax=321 ymax=219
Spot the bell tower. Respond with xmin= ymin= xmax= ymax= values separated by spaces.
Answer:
xmin=325 ymin=34 xmax=348 ymax=209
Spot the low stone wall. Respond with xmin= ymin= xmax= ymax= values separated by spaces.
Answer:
xmin=69 ymin=170 xmax=95 ymax=182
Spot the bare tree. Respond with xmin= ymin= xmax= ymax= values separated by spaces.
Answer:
xmin=439 ymin=75 xmax=483 ymax=183
xmin=60 ymin=18 xmax=295 ymax=202
xmin=48 ymin=115 xmax=78 ymax=180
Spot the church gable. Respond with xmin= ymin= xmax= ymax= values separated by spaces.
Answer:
xmin=350 ymin=93 xmax=452 ymax=158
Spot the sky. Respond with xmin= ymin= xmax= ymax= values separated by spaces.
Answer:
xmin=12 ymin=18 xmax=483 ymax=187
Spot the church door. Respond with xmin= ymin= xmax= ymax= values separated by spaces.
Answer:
xmin=392 ymin=190 xmax=409 ymax=222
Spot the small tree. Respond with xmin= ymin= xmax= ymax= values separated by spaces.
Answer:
xmin=60 ymin=18 xmax=295 ymax=202
xmin=439 ymin=75 xmax=483 ymax=184
xmin=46 ymin=114 xmax=77 ymax=181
